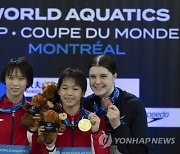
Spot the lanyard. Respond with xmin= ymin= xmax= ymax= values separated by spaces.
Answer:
xmin=0 ymin=97 xmax=26 ymax=113
xmin=93 ymin=87 xmax=120 ymax=115
xmin=60 ymin=107 xmax=90 ymax=128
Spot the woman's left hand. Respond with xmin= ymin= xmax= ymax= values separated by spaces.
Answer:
xmin=107 ymin=105 xmax=121 ymax=129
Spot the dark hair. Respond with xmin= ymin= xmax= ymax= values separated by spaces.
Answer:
xmin=57 ymin=68 xmax=87 ymax=93
xmin=88 ymin=55 xmax=116 ymax=75
xmin=1 ymin=57 xmax=34 ymax=88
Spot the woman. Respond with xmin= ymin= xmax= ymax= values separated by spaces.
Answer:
xmin=83 ymin=55 xmax=150 ymax=154
xmin=0 ymin=57 xmax=34 ymax=153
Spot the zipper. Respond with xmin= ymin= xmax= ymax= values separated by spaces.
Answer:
xmin=10 ymin=111 xmax=15 ymax=144
xmin=71 ymin=128 xmax=74 ymax=147
xmin=71 ymin=115 xmax=74 ymax=147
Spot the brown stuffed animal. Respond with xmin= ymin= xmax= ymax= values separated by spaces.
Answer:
xmin=37 ymin=110 xmax=66 ymax=144
xmin=20 ymin=93 xmax=54 ymax=128
xmin=42 ymin=81 xmax=61 ymax=112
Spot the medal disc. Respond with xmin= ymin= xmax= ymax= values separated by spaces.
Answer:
xmin=78 ymin=119 xmax=91 ymax=132
xmin=59 ymin=113 xmax=67 ymax=120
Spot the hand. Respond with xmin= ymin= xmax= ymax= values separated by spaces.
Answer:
xmin=88 ymin=113 xmax=100 ymax=133
xmin=38 ymin=125 xmax=45 ymax=134
xmin=30 ymin=114 xmax=41 ymax=131
xmin=29 ymin=126 xmax=38 ymax=132
xmin=107 ymin=105 xmax=121 ymax=129
xmin=33 ymin=113 xmax=41 ymax=121
xmin=38 ymin=126 xmax=57 ymax=148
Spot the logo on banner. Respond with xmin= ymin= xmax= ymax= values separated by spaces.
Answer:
xmin=146 ymin=108 xmax=180 ymax=127
xmin=24 ymin=78 xmax=58 ymax=97
xmin=147 ymin=111 xmax=169 ymax=123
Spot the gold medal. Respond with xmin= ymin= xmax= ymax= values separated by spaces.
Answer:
xmin=59 ymin=113 xmax=67 ymax=120
xmin=78 ymin=118 xmax=91 ymax=132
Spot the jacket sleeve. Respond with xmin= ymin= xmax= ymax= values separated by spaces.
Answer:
xmin=91 ymin=130 xmax=110 ymax=154
xmin=111 ymin=101 xmax=150 ymax=154
xmin=30 ymin=132 xmax=49 ymax=154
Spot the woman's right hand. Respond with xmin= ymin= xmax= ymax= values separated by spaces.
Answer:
xmin=89 ymin=113 xmax=100 ymax=133
xmin=107 ymin=105 xmax=121 ymax=129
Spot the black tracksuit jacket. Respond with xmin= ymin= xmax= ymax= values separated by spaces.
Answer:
xmin=82 ymin=87 xmax=152 ymax=154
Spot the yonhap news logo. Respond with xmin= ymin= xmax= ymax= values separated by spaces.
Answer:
xmin=98 ymin=134 xmax=175 ymax=147
xmin=98 ymin=133 xmax=112 ymax=148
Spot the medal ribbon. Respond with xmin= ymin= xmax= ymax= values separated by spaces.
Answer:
xmin=0 ymin=97 xmax=26 ymax=113
xmin=60 ymin=107 xmax=90 ymax=128
xmin=93 ymin=87 xmax=119 ymax=115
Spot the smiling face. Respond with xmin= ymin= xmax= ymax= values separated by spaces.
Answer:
xmin=58 ymin=78 xmax=84 ymax=113
xmin=89 ymin=66 xmax=117 ymax=98
xmin=5 ymin=68 xmax=28 ymax=102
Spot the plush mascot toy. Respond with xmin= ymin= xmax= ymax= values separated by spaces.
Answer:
xmin=37 ymin=110 xmax=67 ymax=144
xmin=21 ymin=81 xmax=61 ymax=128
xmin=42 ymin=81 xmax=61 ymax=112
xmin=20 ymin=93 xmax=54 ymax=127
